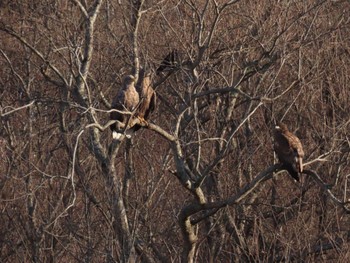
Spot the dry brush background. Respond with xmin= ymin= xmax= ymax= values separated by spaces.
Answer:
xmin=0 ymin=0 xmax=350 ymax=262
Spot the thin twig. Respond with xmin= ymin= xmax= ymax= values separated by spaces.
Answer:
xmin=1 ymin=101 xmax=36 ymax=117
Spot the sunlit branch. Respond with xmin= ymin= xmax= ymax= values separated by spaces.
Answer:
xmin=1 ymin=101 xmax=36 ymax=117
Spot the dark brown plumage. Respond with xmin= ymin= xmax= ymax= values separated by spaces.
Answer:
xmin=156 ymin=49 xmax=180 ymax=74
xmin=110 ymin=75 xmax=139 ymax=140
xmin=273 ymin=123 xmax=305 ymax=181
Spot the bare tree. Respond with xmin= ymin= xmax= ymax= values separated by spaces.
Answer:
xmin=0 ymin=0 xmax=349 ymax=262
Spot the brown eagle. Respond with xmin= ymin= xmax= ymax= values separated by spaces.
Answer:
xmin=273 ymin=123 xmax=305 ymax=181
xmin=133 ymin=69 xmax=156 ymax=131
xmin=110 ymin=75 xmax=140 ymax=140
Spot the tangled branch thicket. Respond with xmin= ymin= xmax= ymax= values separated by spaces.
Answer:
xmin=0 ymin=1 xmax=349 ymax=262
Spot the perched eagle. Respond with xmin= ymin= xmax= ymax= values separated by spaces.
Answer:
xmin=133 ymin=69 xmax=156 ymax=131
xmin=110 ymin=75 xmax=140 ymax=140
xmin=273 ymin=123 xmax=305 ymax=181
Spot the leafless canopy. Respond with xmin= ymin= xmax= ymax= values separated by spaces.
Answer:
xmin=1 ymin=1 xmax=349 ymax=262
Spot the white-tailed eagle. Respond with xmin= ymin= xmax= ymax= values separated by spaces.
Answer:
xmin=110 ymin=75 xmax=139 ymax=140
xmin=134 ymin=69 xmax=156 ymax=131
xmin=273 ymin=123 xmax=305 ymax=181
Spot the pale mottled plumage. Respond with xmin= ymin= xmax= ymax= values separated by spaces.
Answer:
xmin=110 ymin=75 xmax=139 ymax=140
xmin=274 ymin=123 xmax=305 ymax=181
xmin=134 ymin=69 xmax=156 ymax=131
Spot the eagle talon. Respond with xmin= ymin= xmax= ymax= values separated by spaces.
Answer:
xmin=137 ymin=116 xmax=148 ymax=126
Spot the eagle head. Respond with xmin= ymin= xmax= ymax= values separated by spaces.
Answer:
xmin=123 ymin=75 xmax=136 ymax=85
xmin=275 ymin=123 xmax=288 ymax=132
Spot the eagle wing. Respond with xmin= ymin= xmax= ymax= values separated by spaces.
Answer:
xmin=156 ymin=49 xmax=180 ymax=74
xmin=274 ymin=133 xmax=294 ymax=162
xmin=283 ymin=131 xmax=304 ymax=173
xmin=148 ymin=91 xmax=156 ymax=117
xmin=136 ymin=71 xmax=156 ymax=120
xmin=141 ymin=79 xmax=156 ymax=119
xmin=273 ymin=125 xmax=305 ymax=180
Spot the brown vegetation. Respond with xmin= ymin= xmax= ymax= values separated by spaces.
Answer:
xmin=0 ymin=1 xmax=349 ymax=262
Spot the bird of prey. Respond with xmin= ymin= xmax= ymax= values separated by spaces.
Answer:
xmin=110 ymin=75 xmax=139 ymax=140
xmin=134 ymin=69 xmax=156 ymax=131
xmin=273 ymin=123 xmax=305 ymax=181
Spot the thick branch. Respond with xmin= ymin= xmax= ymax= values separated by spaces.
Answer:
xmin=130 ymin=0 xmax=145 ymax=81
xmin=76 ymin=0 xmax=104 ymax=97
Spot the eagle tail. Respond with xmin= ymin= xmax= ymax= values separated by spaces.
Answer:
xmin=282 ymin=163 xmax=300 ymax=182
xmin=112 ymin=131 xmax=123 ymax=140
xmin=125 ymin=128 xmax=135 ymax=139
xmin=294 ymin=155 xmax=303 ymax=173
xmin=298 ymin=157 xmax=303 ymax=173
